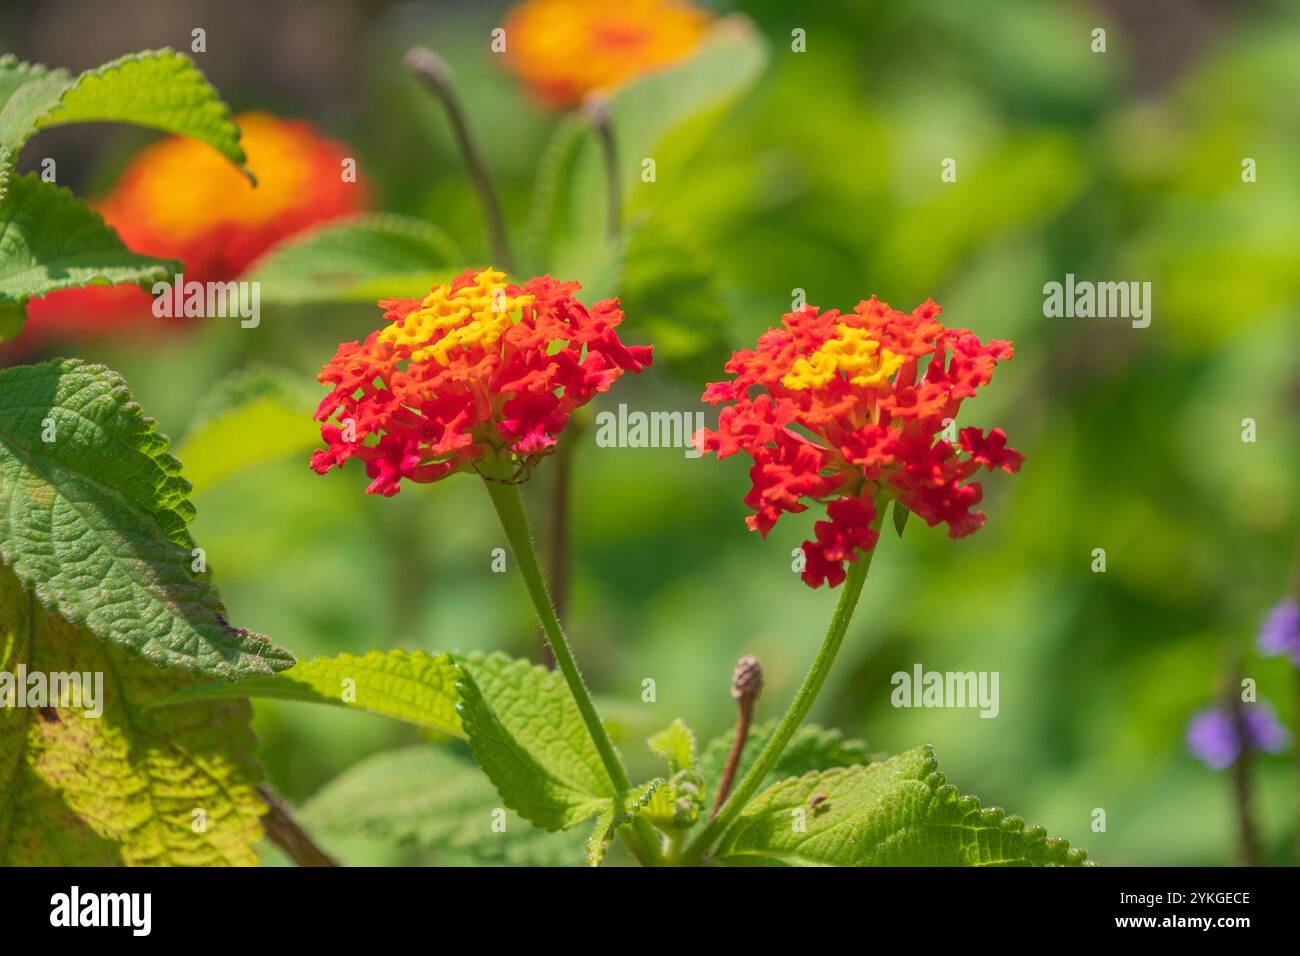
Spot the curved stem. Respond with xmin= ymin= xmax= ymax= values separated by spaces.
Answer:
xmin=407 ymin=48 xmax=515 ymax=273
xmin=485 ymin=478 xmax=628 ymax=790
xmin=680 ymin=509 xmax=884 ymax=865
xmin=585 ymin=95 xmax=621 ymax=240
xmin=483 ymin=478 xmax=662 ymax=864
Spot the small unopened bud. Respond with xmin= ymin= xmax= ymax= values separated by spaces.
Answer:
xmin=731 ymin=655 xmax=764 ymax=702
xmin=405 ymin=47 xmax=454 ymax=91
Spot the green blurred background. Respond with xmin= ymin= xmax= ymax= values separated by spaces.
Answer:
xmin=4 ymin=0 xmax=1299 ymax=865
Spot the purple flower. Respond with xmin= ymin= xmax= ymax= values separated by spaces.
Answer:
xmin=1257 ymin=598 xmax=1300 ymax=666
xmin=1186 ymin=700 xmax=1290 ymax=770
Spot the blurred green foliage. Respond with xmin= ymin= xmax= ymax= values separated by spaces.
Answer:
xmin=22 ymin=0 xmax=1300 ymax=865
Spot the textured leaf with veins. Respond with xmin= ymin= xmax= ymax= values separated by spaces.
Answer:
xmin=302 ymin=745 xmax=586 ymax=866
xmin=0 ymin=565 xmax=265 ymax=865
xmin=154 ymin=649 xmax=463 ymax=734
xmin=713 ymin=745 xmax=1089 ymax=866
xmin=456 ymin=652 xmax=617 ymax=831
xmin=0 ymin=175 xmax=176 ymax=322
xmin=0 ymin=49 xmax=248 ymax=198
xmin=0 ymin=359 xmax=293 ymax=679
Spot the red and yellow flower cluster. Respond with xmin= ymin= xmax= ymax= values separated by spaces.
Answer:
xmin=502 ymin=0 xmax=709 ymax=109
xmin=311 ymin=268 xmax=653 ymax=496
xmin=19 ymin=112 xmax=366 ymax=343
xmin=698 ymin=297 xmax=1023 ymax=588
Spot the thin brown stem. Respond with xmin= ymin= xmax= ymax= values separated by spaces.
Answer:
xmin=1226 ymin=667 xmax=1261 ymax=867
xmin=406 ymin=47 xmax=515 ymax=272
xmin=585 ymin=95 xmax=620 ymax=239
xmin=711 ymin=656 xmax=764 ymax=819
xmin=258 ymin=786 xmax=340 ymax=867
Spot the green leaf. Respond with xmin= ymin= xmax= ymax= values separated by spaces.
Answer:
xmin=246 ymin=213 xmax=463 ymax=305
xmin=150 ymin=649 xmax=464 ymax=736
xmin=159 ymin=649 xmax=622 ymax=835
xmin=0 ymin=175 xmax=177 ymax=337
xmin=713 ymin=745 xmax=1090 ymax=867
xmin=586 ymin=779 xmax=663 ymax=867
xmin=893 ymin=500 xmax=912 ymax=537
xmin=0 ymin=57 xmax=71 ymax=200
xmin=302 ymin=745 xmax=585 ymax=866
xmin=0 ymin=564 xmax=267 ymax=865
xmin=176 ymin=366 xmax=320 ymax=495
xmin=0 ymin=359 xmax=294 ymax=679
xmin=527 ymin=16 xmax=767 ymax=288
xmin=456 ymin=652 xmax=617 ymax=831
xmin=0 ymin=50 xmax=249 ymax=196
xmin=700 ymin=719 xmax=873 ymax=805
xmin=647 ymin=718 xmax=697 ymax=774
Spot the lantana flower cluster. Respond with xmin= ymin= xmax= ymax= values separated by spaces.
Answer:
xmin=699 ymin=297 xmax=1023 ymax=588
xmin=312 ymin=268 xmax=652 ymax=496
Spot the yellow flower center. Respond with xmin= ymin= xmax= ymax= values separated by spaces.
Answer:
xmin=378 ymin=269 xmax=535 ymax=365
xmin=782 ymin=325 xmax=903 ymax=390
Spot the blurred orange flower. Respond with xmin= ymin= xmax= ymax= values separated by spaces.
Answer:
xmin=502 ymin=0 xmax=709 ymax=109
xmin=16 ymin=112 xmax=367 ymax=345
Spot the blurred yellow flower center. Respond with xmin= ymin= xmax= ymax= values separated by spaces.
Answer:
xmin=378 ymin=269 xmax=535 ymax=365
xmin=136 ymin=112 xmax=312 ymax=241
xmin=782 ymin=325 xmax=903 ymax=390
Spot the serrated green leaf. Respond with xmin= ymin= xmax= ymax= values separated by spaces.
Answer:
xmin=893 ymin=500 xmax=911 ymax=537
xmin=159 ymin=649 xmax=625 ymax=837
xmin=302 ymin=745 xmax=585 ymax=866
xmin=586 ymin=779 xmax=663 ymax=867
xmin=700 ymin=719 xmax=874 ymax=805
xmin=0 ymin=359 xmax=293 ymax=679
xmin=0 ymin=175 xmax=177 ymax=335
xmin=0 ymin=564 xmax=266 ymax=865
xmin=0 ymin=49 xmax=249 ymax=199
xmin=176 ymin=366 xmax=319 ymax=495
xmin=713 ymin=745 xmax=1089 ymax=867
xmin=246 ymin=213 xmax=463 ymax=305
xmin=0 ymin=57 xmax=72 ymax=200
xmin=150 ymin=649 xmax=464 ymax=736
xmin=456 ymin=652 xmax=616 ymax=831
xmin=33 ymin=50 xmax=246 ymax=175
xmin=526 ymin=16 xmax=767 ymax=288
xmin=647 ymin=718 xmax=697 ymax=773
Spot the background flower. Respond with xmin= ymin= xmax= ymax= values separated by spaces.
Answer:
xmin=1187 ymin=701 xmax=1291 ymax=770
xmin=502 ymin=0 xmax=709 ymax=108
xmin=1257 ymin=598 xmax=1300 ymax=666
xmin=16 ymin=112 xmax=367 ymax=345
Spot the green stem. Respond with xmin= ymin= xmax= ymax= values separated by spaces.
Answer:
xmin=485 ymin=478 xmax=629 ymax=789
xmin=483 ymin=478 xmax=661 ymax=864
xmin=680 ymin=508 xmax=884 ymax=865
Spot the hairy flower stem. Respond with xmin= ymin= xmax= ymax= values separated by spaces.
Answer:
xmin=681 ymin=508 xmax=885 ymax=865
xmin=406 ymin=47 xmax=515 ymax=273
xmin=483 ymin=478 xmax=660 ymax=864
